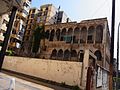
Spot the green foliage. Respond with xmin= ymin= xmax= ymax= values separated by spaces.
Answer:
xmin=6 ymin=50 xmax=14 ymax=56
xmin=32 ymin=25 xmax=46 ymax=53
xmin=113 ymin=77 xmax=120 ymax=82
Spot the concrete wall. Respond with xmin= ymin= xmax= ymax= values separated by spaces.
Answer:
xmin=2 ymin=56 xmax=83 ymax=87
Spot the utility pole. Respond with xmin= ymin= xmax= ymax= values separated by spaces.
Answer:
xmin=117 ymin=22 xmax=120 ymax=90
xmin=110 ymin=0 xmax=116 ymax=90
xmin=0 ymin=7 xmax=17 ymax=71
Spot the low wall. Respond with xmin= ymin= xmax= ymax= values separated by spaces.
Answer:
xmin=2 ymin=56 xmax=83 ymax=87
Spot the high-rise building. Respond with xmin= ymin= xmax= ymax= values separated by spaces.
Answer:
xmin=21 ymin=8 xmax=39 ymax=55
xmin=8 ymin=0 xmax=32 ymax=53
xmin=57 ymin=11 xmax=71 ymax=23
xmin=37 ymin=4 xmax=71 ymax=25
xmin=20 ymin=4 xmax=71 ymax=56
xmin=37 ymin=4 xmax=58 ymax=25
xmin=0 ymin=14 xmax=9 ymax=50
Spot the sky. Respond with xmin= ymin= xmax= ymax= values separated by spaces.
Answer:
xmin=31 ymin=0 xmax=120 ymax=69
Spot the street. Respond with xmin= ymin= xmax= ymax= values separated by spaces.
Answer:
xmin=0 ymin=73 xmax=54 ymax=90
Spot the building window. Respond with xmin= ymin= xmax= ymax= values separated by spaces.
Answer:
xmin=49 ymin=29 xmax=55 ymax=41
xmin=31 ymin=14 xmax=34 ymax=18
xmin=87 ymin=26 xmax=95 ymax=43
xmin=74 ymin=27 xmax=80 ymax=43
xmin=32 ymin=9 xmax=36 ymax=13
xmin=46 ymin=7 xmax=48 ymax=10
xmin=96 ymin=25 xmax=103 ymax=43
xmin=2 ymin=19 xmax=8 ymax=24
xmin=94 ymin=50 xmax=102 ymax=61
xmin=71 ymin=50 xmax=77 ymax=61
xmin=45 ymin=30 xmax=50 ymax=39
xmin=38 ymin=12 xmax=42 ymax=16
xmin=12 ymin=29 xmax=16 ymax=34
xmin=23 ymin=10 xmax=28 ymax=16
xmin=66 ymin=28 xmax=73 ymax=43
xmin=64 ymin=49 xmax=70 ymax=60
xmin=80 ymin=27 xmax=87 ymax=43
xmin=56 ymin=29 xmax=60 ymax=41
xmin=44 ymin=11 xmax=48 ymax=16
xmin=51 ymin=49 xmax=57 ymax=59
xmin=79 ymin=50 xmax=84 ymax=62
xmin=57 ymin=49 xmax=63 ymax=60
xmin=60 ymin=28 xmax=66 ymax=41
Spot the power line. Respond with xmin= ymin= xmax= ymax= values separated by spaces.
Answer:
xmin=90 ymin=0 xmax=111 ymax=18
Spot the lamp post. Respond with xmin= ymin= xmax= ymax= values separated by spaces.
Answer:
xmin=116 ymin=22 xmax=120 ymax=89
xmin=0 ymin=7 xmax=17 ymax=71
xmin=109 ymin=0 xmax=116 ymax=90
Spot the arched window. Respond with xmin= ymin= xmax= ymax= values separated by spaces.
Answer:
xmin=49 ymin=29 xmax=55 ymax=41
xmin=74 ymin=27 xmax=80 ymax=43
xmin=94 ymin=50 xmax=102 ymax=60
xmin=45 ymin=30 xmax=50 ymax=39
xmin=66 ymin=28 xmax=73 ymax=43
xmin=56 ymin=29 xmax=60 ymax=41
xmin=51 ymin=49 xmax=57 ymax=59
xmin=78 ymin=50 xmax=84 ymax=62
xmin=96 ymin=25 xmax=103 ymax=43
xmin=57 ymin=49 xmax=63 ymax=60
xmin=60 ymin=28 xmax=66 ymax=41
xmin=64 ymin=49 xmax=70 ymax=60
xmin=71 ymin=50 xmax=77 ymax=61
xmin=87 ymin=26 xmax=95 ymax=43
xmin=80 ymin=27 xmax=87 ymax=43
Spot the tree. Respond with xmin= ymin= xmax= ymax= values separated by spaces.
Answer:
xmin=32 ymin=25 xmax=45 ymax=55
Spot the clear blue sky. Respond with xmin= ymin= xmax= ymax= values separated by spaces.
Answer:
xmin=32 ymin=0 xmax=120 ymax=69
xmin=31 ymin=0 xmax=112 ymax=21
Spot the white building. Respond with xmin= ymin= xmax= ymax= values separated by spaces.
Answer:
xmin=0 ymin=14 xmax=9 ymax=50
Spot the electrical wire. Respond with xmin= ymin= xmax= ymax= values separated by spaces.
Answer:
xmin=90 ymin=0 xmax=111 ymax=18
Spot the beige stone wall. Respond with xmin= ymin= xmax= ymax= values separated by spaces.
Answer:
xmin=2 ymin=56 xmax=83 ymax=87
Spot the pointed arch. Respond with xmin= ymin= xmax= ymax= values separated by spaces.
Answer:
xmin=45 ymin=30 xmax=50 ymax=39
xmin=80 ymin=27 xmax=87 ymax=43
xmin=71 ymin=50 xmax=78 ymax=61
xmin=74 ymin=27 xmax=80 ymax=43
xmin=87 ymin=26 xmax=95 ymax=43
xmin=49 ymin=29 xmax=55 ymax=41
xmin=57 ymin=49 xmax=63 ymax=60
xmin=96 ymin=25 xmax=103 ymax=43
xmin=64 ymin=49 xmax=70 ymax=60
xmin=56 ymin=29 xmax=60 ymax=41
xmin=94 ymin=50 xmax=102 ymax=60
xmin=60 ymin=28 xmax=67 ymax=41
xmin=51 ymin=49 xmax=57 ymax=59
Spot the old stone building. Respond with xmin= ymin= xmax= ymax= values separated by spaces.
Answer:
xmin=16 ymin=17 xmax=111 ymax=89
xmin=21 ymin=18 xmax=110 ymax=69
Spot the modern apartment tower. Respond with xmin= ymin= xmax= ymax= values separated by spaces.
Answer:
xmin=8 ymin=0 xmax=32 ymax=53
xmin=21 ymin=4 xmax=71 ymax=56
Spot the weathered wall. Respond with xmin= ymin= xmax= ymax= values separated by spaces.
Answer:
xmin=2 ymin=56 xmax=82 ymax=87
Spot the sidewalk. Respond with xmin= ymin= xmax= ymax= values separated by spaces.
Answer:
xmin=0 ymin=73 xmax=54 ymax=90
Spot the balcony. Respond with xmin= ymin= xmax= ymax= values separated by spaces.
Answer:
xmin=0 ymin=0 xmax=23 ymax=15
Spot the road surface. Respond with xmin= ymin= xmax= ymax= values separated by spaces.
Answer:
xmin=0 ymin=73 xmax=54 ymax=90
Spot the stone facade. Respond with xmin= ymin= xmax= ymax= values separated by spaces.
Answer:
xmin=21 ymin=18 xmax=110 ymax=70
